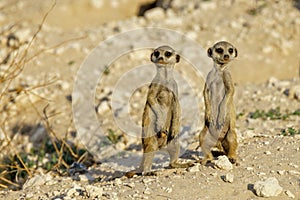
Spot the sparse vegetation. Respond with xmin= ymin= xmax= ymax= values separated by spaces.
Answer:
xmin=281 ymin=127 xmax=300 ymax=136
xmin=0 ymin=2 xmax=93 ymax=190
xmin=107 ymin=129 xmax=121 ymax=144
xmin=248 ymin=107 xmax=298 ymax=120
xmin=103 ymin=65 xmax=110 ymax=75
xmin=1 ymin=138 xmax=92 ymax=190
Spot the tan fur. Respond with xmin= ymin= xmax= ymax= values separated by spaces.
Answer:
xmin=199 ymin=41 xmax=238 ymax=165
xmin=126 ymin=46 xmax=192 ymax=177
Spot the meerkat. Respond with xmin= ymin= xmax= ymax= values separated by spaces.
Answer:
xmin=199 ymin=41 xmax=238 ymax=165
xmin=126 ymin=45 xmax=191 ymax=177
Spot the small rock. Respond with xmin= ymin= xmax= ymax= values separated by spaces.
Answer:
xmin=66 ymin=184 xmax=87 ymax=197
xmin=285 ymin=190 xmax=295 ymax=199
xmin=96 ymin=100 xmax=111 ymax=113
xmin=288 ymin=85 xmax=300 ymax=100
xmin=242 ymin=129 xmax=257 ymax=138
xmin=162 ymin=187 xmax=172 ymax=193
xmin=214 ymin=155 xmax=233 ymax=170
xmin=57 ymin=80 xmax=70 ymax=90
xmin=199 ymin=1 xmax=216 ymax=10
xmin=15 ymin=28 xmax=31 ymax=42
xmin=277 ymin=170 xmax=285 ymax=175
xmin=288 ymin=170 xmax=300 ymax=175
xmin=23 ymin=174 xmax=52 ymax=189
xmin=246 ymin=167 xmax=254 ymax=171
xmin=114 ymin=178 xmax=122 ymax=186
xmin=222 ymin=173 xmax=234 ymax=183
xmin=257 ymin=172 xmax=266 ymax=177
xmin=187 ymin=163 xmax=200 ymax=172
xmin=77 ymin=173 xmax=95 ymax=182
xmin=115 ymin=141 xmax=126 ymax=150
xmin=253 ymin=177 xmax=283 ymax=197
xmin=68 ymin=162 xmax=88 ymax=175
xmin=277 ymin=147 xmax=284 ymax=151
xmin=262 ymin=46 xmax=273 ymax=54
xmin=90 ymin=0 xmax=104 ymax=8
xmin=288 ymin=163 xmax=299 ymax=168
xmin=210 ymin=172 xmax=218 ymax=177
xmin=142 ymin=178 xmax=154 ymax=184
xmin=264 ymin=151 xmax=271 ymax=155
xmin=143 ymin=187 xmax=151 ymax=195
xmin=267 ymin=77 xmax=279 ymax=87
xmin=86 ymin=185 xmax=103 ymax=199
xmin=144 ymin=7 xmax=165 ymax=21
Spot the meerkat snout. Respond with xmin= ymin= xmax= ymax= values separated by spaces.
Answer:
xmin=224 ymin=54 xmax=229 ymax=61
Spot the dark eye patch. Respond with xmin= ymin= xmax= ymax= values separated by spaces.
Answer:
xmin=165 ymin=51 xmax=172 ymax=58
xmin=228 ymin=48 xmax=233 ymax=54
xmin=154 ymin=51 xmax=160 ymax=57
xmin=215 ymin=48 xmax=224 ymax=54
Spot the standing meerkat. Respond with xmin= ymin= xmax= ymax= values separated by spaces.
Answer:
xmin=199 ymin=41 xmax=238 ymax=165
xmin=126 ymin=45 xmax=191 ymax=177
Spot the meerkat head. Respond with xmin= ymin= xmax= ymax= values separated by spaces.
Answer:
xmin=151 ymin=45 xmax=180 ymax=67
xmin=207 ymin=41 xmax=237 ymax=67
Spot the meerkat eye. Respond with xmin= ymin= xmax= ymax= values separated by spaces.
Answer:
xmin=215 ymin=48 xmax=224 ymax=54
xmin=228 ymin=48 xmax=234 ymax=54
xmin=165 ymin=51 xmax=172 ymax=58
xmin=154 ymin=51 xmax=160 ymax=57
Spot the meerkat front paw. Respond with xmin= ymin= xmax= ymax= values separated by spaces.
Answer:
xmin=157 ymin=130 xmax=168 ymax=138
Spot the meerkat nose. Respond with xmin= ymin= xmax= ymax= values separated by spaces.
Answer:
xmin=224 ymin=54 xmax=229 ymax=60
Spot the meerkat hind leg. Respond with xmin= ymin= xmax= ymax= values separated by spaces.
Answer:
xmin=222 ymin=129 xmax=238 ymax=164
xmin=167 ymin=139 xmax=194 ymax=168
xmin=125 ymin=151 xmax=156 ymax=178
xmin=199 ymin=128 xmax=217 ymax=165
xmin=200 ymin=142 xmax=214 ymax=165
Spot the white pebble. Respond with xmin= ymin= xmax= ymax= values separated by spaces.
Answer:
xmin=285 ymin=190 xmax=295 ymax=199
xmin=223 ymin=173 xmax=234 ymax=183
xmin=264 ymin=151 xmax=271 ymax=155
xmin=277 ymin=170 xmax=285 ymax=175
xmin=214 ymin=156 xmax=233 ymax=170
xmin=254 ymin=177 xmax=283 ymax=197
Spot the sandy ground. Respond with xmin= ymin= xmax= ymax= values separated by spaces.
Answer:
xmin=0 ymin=0 xmax=299 ymax=199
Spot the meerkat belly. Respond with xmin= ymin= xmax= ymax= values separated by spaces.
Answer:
xmin=157 ymin=89 xmax=172 ymax=106
xmin=210 ymin=77 xmax=225 ymax=121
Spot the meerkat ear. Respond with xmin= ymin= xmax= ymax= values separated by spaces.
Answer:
xmin=207 ymin=48 xmax=213 ymax=58
xmin=150 ymin=53 xmax=154 ymax=62
xmin=235 ymin=48 xmax=238 ymax=57
xmin=176 ymin=54 xmax=180 ymax=63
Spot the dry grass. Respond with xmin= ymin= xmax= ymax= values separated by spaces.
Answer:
xmin=0 ymin=1 xmax=92 ymax=189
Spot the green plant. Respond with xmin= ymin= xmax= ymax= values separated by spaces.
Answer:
xmin=292 ymin=109 xmax=300 ymax=116
xmin=249 ymin=107 xmax=296 ymax=120
xmin=103 ymin=65 xmax=110 ymax=75
xmin=249 ymin=109 xmax=265 ymax=119
xmin=68 ymin=60 xmax=75 ymax=66
xmin=281 ymin=127 xmax=300 ymax=136
xmin=107 ymin=129 xmax=121 ymax=144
